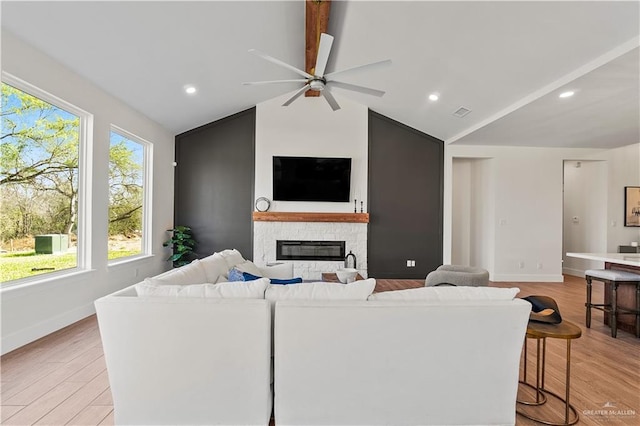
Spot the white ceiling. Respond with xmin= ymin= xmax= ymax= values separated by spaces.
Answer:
xmin=2 ymin=1 xmax=639 ymax=149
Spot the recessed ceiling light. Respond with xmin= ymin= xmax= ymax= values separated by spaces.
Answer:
xmin=428 ymin=93 xmax=439 ymax=101
xmin=559 ymin=91 xmax=574 ymax=98
xmin=184 ymin=85 xmax=197 ymax=95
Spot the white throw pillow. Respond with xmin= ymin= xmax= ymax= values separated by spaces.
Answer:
xmin=259 ymin=263 xmax=293 ymax=279
xmin=135 ymin=278 xmax=269 ymax=298
xmin=143 ymin=259 xmax=207 ymax=286
xmin=199 ymin=253 xmax=229 ymax=283
xmin=216 ymin=249 xmax=245 ymax=270
xmin=266 ymin=278 xmax=376 ymax=303
xmin=368 ymin=286 xmax=520 ymax=301
xmin=234 ymin=260 xmax=263 ymax=277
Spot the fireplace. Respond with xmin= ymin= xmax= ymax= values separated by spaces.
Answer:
xmin=277 ymin=240 xmax=346 ymax=261
xmin=254 ymin=220 xmax=367 ymax=280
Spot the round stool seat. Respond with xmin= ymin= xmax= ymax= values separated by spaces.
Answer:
xmin=425 ymin=264 xmax=489 ymax=287
xmin=585 ymin=269 xmax=640 ymax=281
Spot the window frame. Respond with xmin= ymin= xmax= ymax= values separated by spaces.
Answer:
xmin=0 ymin=72 xmax=93 ymax=288
xmin=107 ymin=125 xmax=153 ymax=265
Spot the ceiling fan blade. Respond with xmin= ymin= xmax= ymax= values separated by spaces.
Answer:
xmin=324 ymin=59 xmax=392 ymax=80
xmin=314 ymin=33 xmax=334 ymax=77
xmin=282 ymin=84 xmax=311 ymax=106
xmin=322 ymin=89 xmax=341 ymax=111
xmin=248 ymin=49 xmax=314 ymax=79
xmin=242 ymin=79 xmax=309 ymax=86
xmin=328 ymin=81 xmax=386 ymax=97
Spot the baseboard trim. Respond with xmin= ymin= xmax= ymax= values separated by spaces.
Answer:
xmin=1 ymin=302 xmax=96 ymax=355
xmin=491 ymin=274 xmax=564 ymax=283
xmin=563 ymin=267 xmax=585 ymax=278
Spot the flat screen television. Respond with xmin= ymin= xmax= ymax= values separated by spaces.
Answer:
xmin=273 ymin=156 xmax=352 ymax=202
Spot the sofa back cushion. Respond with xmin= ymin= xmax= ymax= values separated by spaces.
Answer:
xmin=216 ymin=248 xmax=246 ymax=269
xmin=266 ymin=279 xmax=376 ymax=305
xmin=274 ymin=299 xmax=530 ymax=426
xmin=368 ymin=286 xmax=519 ymax=301
xmin=199 ymin=253 xmax=231 ymax=283
xmin=144 ymin=259 xmax=207 ymax=286
xmin=95 ymin=297 xmax=272 ymax=425
xmin=135 ymin=278 xmax=269 ymax=299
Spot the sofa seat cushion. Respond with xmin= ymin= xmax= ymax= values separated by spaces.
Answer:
xmin=135 ymin=278 xmax=269 ymax=298
xmin=368 ymin=286 xmax=520 ymax=301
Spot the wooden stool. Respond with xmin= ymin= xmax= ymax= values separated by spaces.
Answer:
xmin=585 ymin=269 xmax=640 ymax=338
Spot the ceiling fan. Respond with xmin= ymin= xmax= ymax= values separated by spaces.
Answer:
xmin=243 ymin=33 xmax=391 ymax=111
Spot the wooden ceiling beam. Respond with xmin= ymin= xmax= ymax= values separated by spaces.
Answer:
xmin=305 ymin=0 xmax=331 ymax=97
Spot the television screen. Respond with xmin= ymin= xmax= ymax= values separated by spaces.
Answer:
xmin=273 ymin=156 xmax=352 ymax=202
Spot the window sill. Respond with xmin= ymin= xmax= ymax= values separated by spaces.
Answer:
xmin=0 ymin=268 xmax=96 ymax=298
xmin=107 ymin=254 xmax=155 ymax=269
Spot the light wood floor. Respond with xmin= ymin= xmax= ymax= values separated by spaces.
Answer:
xmin=1 ymin=275 xmax=638 ymax=425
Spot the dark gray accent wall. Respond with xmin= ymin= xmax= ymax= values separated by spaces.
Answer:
xmin=174 ymin=108 xmax=255 ymax=259
xmin=368 ymin=110 xmax=444 ymax=278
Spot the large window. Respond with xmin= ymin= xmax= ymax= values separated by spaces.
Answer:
xmin=0 ymin=77 xmax=89 ymax=284
xmin=108 ymin=128 xmax=151 ymax=261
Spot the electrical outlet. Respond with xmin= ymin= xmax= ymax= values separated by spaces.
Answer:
xmin=411 ymin=260 xmax=416 ymax=267
xmin=406 ymin=260 xmax=411 ymax=267
xmin=537 ymin=263 xmax=543 ymax=270
xmin=518 ymin=261 xmax=525 ymax=269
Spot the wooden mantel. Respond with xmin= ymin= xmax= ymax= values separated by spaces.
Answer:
xmin=253 ymin=212 xmax=369 ymax=223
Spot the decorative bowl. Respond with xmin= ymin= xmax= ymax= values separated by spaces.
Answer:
xmin=336 ymin=268 xmax=358 ymax=283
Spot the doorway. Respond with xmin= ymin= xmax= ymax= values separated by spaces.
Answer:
xmin=562 ymin=160 xmax=607 ymax=276
xmin=451 ymin=158 xmax=493 ymax=272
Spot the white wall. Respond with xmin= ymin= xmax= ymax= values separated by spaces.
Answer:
xmin=1 ymin=32 xmax=175 ymax=354
xmin=445 ymin=145 xmax=605 ymax=282
xmin=599 ymin=143 xmax=640 ymax=251
xmin=255 ymin=94 xmax=368 ymax=212
xmin=253 ymin=93 xmax=368 ymax=275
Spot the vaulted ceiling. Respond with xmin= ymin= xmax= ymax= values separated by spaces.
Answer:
xmin=2 ymin=1 xmax=638 ymax=149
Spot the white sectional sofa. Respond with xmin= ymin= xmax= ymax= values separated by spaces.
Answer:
xmin=95 ymin=250 xmax=530 ymax=426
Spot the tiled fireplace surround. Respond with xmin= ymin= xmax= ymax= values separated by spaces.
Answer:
xmin=253 ymin=215 xmax=368 ymax=280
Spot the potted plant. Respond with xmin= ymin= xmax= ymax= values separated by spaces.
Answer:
xmin=163 ymin=226 xmax=196 ymax=267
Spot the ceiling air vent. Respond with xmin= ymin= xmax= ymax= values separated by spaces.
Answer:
xmin=452 ymin=106 xmax=471 ymax=118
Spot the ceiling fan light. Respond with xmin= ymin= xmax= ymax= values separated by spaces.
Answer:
xmin=309 ymin=79 xmax=325 ymax=91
